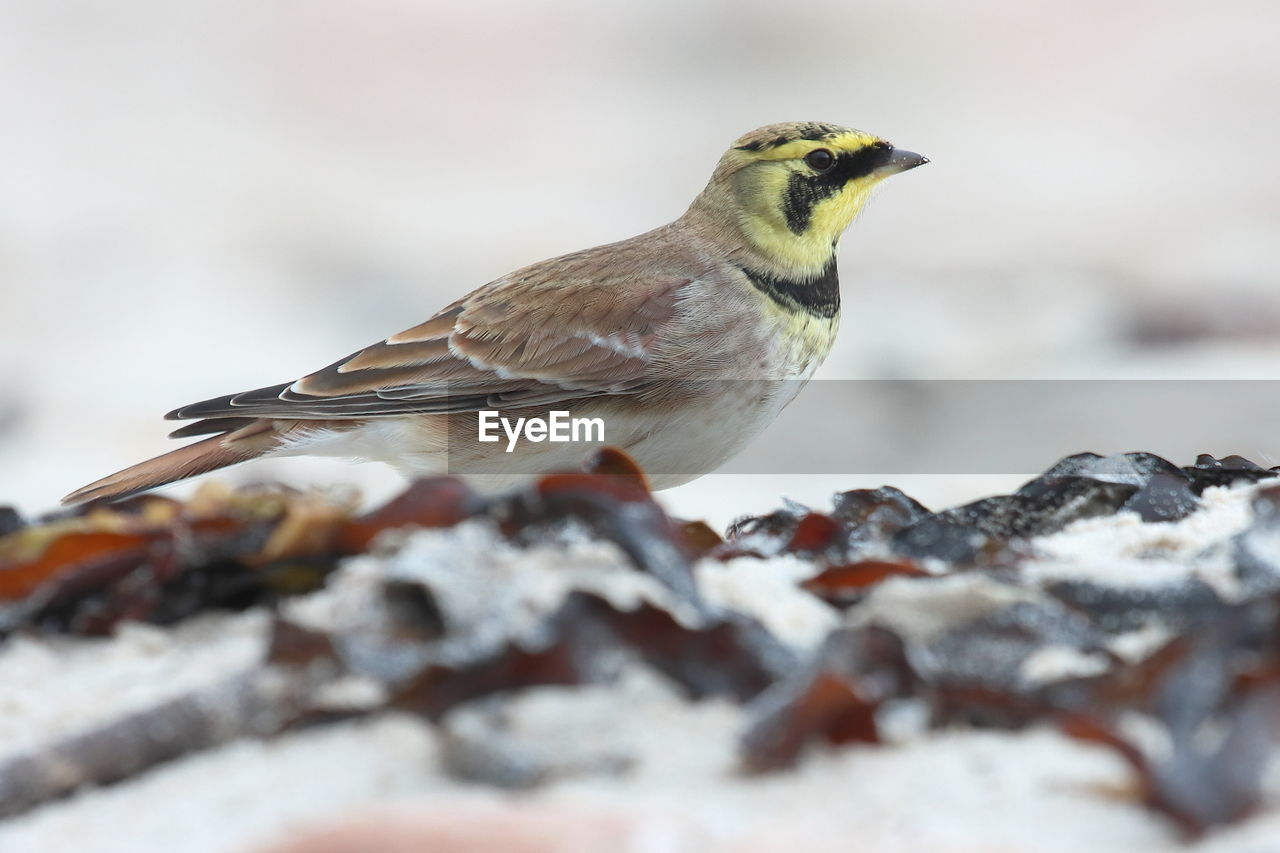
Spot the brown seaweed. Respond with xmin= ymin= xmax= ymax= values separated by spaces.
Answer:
xmin=6 ymin=449 xmax=1280 ymax=838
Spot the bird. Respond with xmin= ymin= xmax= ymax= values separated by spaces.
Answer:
xmin=64 ymin=121 xmax=927 ymax=505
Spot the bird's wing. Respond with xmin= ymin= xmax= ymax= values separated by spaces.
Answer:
xmin=167 ymin=270 xmax=690 ymax=421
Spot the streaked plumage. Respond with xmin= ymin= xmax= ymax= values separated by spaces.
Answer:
xmin=65 ymin=121 xmax=926 ymax=504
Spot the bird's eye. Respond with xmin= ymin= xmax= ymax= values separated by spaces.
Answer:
xmin=805 ymin=148 xmax=835 ymax=172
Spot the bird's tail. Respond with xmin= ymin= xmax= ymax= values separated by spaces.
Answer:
xmin=62 ymin=420 xmax=282 ymax=505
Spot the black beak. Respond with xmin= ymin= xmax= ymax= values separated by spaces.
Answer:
xmin=878 ymin=148 xmax=929 ymax=175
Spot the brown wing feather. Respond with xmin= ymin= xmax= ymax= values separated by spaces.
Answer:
xmin=167 ymin=253 xmax=690 ymax=422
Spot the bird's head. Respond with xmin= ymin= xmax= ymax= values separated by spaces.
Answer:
xmin=689 ymin=121 xmax=927 ymax=278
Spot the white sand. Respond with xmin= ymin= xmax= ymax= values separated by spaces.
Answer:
xmin=2 ymin=475 xmax=1278 ymax=852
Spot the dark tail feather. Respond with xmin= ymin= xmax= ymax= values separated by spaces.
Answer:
xmin=63 ymin=421 xmax=280 ymax=505
xmin=167 ymin=416 xmax=259 ymax=439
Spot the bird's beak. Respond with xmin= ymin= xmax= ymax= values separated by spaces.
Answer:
xmin=877 ymin=148 xmax=929 ymax=175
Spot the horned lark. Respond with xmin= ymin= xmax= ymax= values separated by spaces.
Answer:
xmin=65 ymin=121 xmax=927 ymax=504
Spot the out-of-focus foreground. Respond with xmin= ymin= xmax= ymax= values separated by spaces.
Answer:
xmin=5 ymin=452 xmax=1280 ymax=853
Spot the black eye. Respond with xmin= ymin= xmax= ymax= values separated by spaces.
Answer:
xmin=805 ymin=148 xmax=835 ymax=172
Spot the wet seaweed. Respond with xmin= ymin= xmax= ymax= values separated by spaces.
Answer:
xmin=6 ymin=449 xmax=1280 ymax=836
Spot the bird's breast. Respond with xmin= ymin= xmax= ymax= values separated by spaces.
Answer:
xmin=771 ymin=309 xmax=839 ymax=380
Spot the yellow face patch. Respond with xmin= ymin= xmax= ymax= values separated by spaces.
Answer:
xmin=736 ymin=131 xmax=883 ymax=163
xmin=725 ymin=131 xmax=896 ymax=277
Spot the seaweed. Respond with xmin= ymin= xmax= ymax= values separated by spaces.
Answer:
xmin=7 ymin=449 xmax=1280 ymax=837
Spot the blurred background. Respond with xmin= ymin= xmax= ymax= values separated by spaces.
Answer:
xmin=2 ymin=0 xmax=1278 ymax=525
